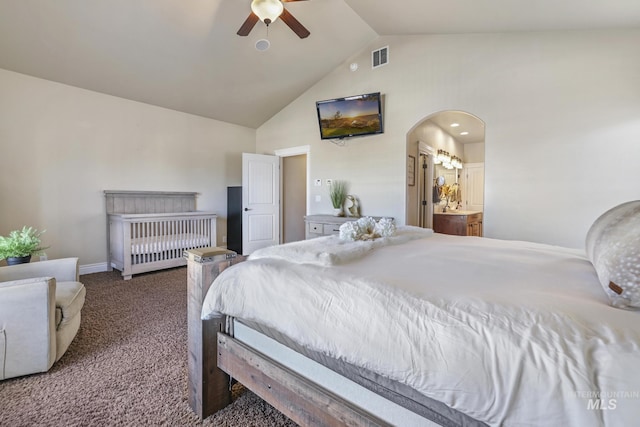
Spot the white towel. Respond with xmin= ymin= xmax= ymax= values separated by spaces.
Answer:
xmin=249 ymin=226 xmax=433 ymax=266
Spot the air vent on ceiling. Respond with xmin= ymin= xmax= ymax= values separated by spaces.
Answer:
xmin=372 ymin=46 xmax=389 ymax=69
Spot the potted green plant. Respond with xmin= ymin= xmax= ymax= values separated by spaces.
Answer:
xmin=0 ymin=226 xmax=48 ymax=265
xmin=329 ymin=180 xmax=348 ymax=216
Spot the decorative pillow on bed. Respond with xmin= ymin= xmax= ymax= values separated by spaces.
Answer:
xmin=339 ymin=217 xmax=396 ymax=241
xmin=586 ymin=200 xmax=640 ymax=308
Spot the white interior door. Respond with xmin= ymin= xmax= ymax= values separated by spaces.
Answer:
xmin=462 ymin=162 xmax=485 ymax=212
xmin=242 ymin=153 xmax=280 ymax=255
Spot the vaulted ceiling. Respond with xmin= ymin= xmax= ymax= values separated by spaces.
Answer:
xmin=1 ymin=0 xmax=638 ymax=128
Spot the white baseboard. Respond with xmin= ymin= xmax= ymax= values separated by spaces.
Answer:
xmin=78 ymin=250 xmax=230 ymax=277
xmin=80 ymin=262 xmax=109 ymax=276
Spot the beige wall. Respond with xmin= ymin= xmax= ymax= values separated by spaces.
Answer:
xmin=464 ymin=143 xmax=485 ymax=164
xmin=0 ymin=69 xmax=255 ymax=267
xmin=256 ymin=29 xmax=640 ymax=248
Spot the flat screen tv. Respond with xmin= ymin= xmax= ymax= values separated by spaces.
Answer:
xmin=315 ymin=92 xmax=383 ymax=140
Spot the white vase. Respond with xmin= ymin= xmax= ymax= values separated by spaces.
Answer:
xmin=333 ymin=207 xmax=344 ymax=217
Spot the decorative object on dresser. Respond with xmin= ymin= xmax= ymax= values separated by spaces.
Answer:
xmin=304 ymin=214 xmax=390 ymax=239
xmin=105 ymin=191 xmax=217 ymax=280
xmin=344 ymin=194 xmax=360 ymax=217
xmin=433 ymin=211 xmax=483 ymax=236
xmin=0 ymin=226 xmax=48 ymax=265
xmin=328 ymin=180 xmax=348 ymax=216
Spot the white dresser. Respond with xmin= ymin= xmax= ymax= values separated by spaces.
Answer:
xmin=304 ymin=214 xmax=389 ymax=239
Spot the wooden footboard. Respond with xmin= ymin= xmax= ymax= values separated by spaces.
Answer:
xmin=216 ymin=332 xmax=391 ymax=427
xmin=186 ymin=248 xmax=236 ymax=418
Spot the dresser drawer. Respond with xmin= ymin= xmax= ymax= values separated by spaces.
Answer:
xmin=323 ymin=224 xmax=342 ymax=235
xmin=305 ymin=215 xmax=391 ymax=240
xmin=308 ymin=223 xmax=323 ymax=234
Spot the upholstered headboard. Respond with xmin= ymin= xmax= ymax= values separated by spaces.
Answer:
xmin=104 ymin=190 xmax=198 ymax=215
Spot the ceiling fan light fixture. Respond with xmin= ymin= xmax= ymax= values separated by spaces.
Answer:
xmin=251 ymin=0 xmax=284 ymax=25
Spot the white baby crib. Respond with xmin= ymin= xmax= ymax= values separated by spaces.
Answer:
xmin=105 ymin=191 xmax=217 ymax=280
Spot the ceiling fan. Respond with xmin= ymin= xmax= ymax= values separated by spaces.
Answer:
xmin=237 ymin=0 xmax=310 ymax=39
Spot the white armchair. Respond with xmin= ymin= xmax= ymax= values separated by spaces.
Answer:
xmin=0 ymin=257 xmax=86 ymax=380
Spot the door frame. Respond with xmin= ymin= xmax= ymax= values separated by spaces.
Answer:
xmin=274 ymin=145 xmax=311 ymax=243
xmin=418 ymin=141 xmax=436 ymax=229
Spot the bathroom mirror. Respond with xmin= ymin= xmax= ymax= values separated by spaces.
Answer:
xmin=434 ymin=165 xmax=457 ymax=185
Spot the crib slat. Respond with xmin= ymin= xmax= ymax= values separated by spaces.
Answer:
xmin=190 ymin=218 xmax=195 ymax=248
xmin=118 ymin=212 xmax=217 ymax=279
xmin=175 ymin=219 xmax=179 ymax=260
xmin=161 ymin=221 xmax=166 ymax=261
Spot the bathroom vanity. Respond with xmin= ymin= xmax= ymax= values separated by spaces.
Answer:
xmin=433 ymin=211 xmax=483 ymax=237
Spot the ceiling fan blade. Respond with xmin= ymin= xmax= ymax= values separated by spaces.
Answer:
xmin=237 ymin=13 xmax=259 ymax=36
xmin=280 ymin=9 xmax=310 ymax=39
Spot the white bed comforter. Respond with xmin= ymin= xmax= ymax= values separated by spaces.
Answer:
xmin=202 ymin=229 xmax=640 ymax=426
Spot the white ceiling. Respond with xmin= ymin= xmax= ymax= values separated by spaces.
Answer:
xmin=429 ymin=111 xmax=485 ymax=144
xmin=0 ymin=0 xmax=639 ymax=129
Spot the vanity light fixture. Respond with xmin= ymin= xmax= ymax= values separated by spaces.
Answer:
xmin=436 ymin=149 xmax=451 ymax=164
xmin=451 ymin=156 xmax=463 ymax=169
xmin=435 ymin=150 xmax=463 ymax=169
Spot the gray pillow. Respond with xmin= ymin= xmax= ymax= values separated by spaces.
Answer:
xmin=586 ymin=201 xmax=640 ymax=308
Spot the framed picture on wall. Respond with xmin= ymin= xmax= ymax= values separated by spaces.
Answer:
xmin=407 ymin=155 xmax=416 ymax=186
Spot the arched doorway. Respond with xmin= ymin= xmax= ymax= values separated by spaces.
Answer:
xmin=405 ymin=111 xmax=485 ymax=230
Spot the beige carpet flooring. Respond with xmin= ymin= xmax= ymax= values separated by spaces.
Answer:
xmin=0 ymin=267 xmax=297 ymax=426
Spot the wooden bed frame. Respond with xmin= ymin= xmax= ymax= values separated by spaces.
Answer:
xmin=105 ymin=190 xmax=216 ymax=280
xmin=185 ymin=249 xmax=394 ymax=427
